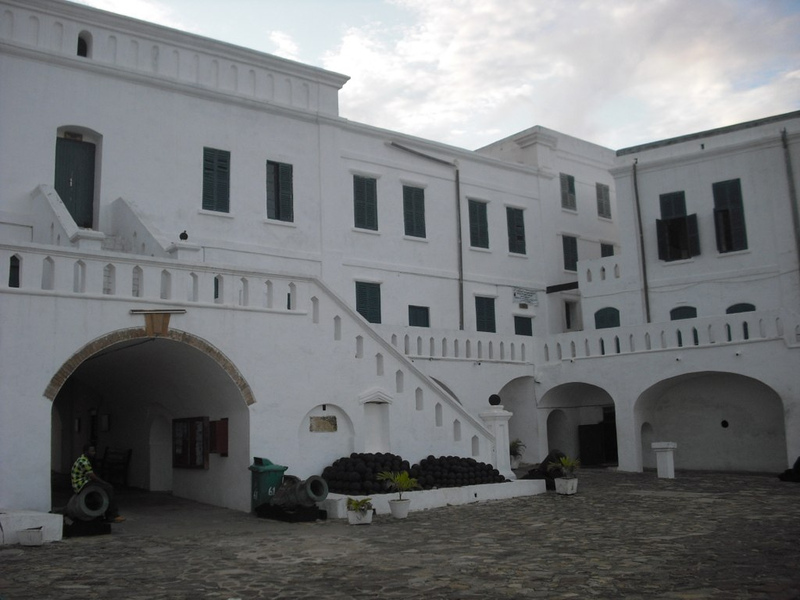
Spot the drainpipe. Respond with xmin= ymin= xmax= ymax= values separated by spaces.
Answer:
xmin=632 ymin=159 xmax=651 ymax=323
xmin=388 ymin=141 xmax=465 ymax=329
xmin=781 ymin=129 xmax=800 ymax=299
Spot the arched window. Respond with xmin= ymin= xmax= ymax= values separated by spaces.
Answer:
xmin=77 ymin=31 xmax=91 ymax=57
xmin=726 ymin=303 xmax=755 ymax=314
xmin=594 ymin=307 xmax=620 ymax=329
xmin=670 ymin=306 xmax=697 ymax=320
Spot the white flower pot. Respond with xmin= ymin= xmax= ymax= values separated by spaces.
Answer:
xmin=388 ymin=499 xmax=411 ymax=519
xmin=555 ymin=477 xmax=578 ymax=495
xmin=347 ymin=509 xmax=373 ymax=525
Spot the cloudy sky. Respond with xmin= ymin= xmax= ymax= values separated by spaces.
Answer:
xmin=73 ymin=0 xmax=800 ymax=151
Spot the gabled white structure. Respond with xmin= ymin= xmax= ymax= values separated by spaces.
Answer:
xmin=1 ymin=0 xmax=797 ymax=515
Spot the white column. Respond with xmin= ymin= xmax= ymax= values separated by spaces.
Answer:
xmin=480 ymin=405 xmax=515 ymax=481
xmin=651 ymin=442 xmax=677 ymax=479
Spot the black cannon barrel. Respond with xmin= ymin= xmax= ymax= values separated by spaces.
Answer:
xmin=271 ymin=475 xmax=329 ymax=508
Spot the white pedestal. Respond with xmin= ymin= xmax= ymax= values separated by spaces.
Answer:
xmin=480 ymin=405 xmax=515 ymax=480
xmin=651 ymin=442 xmax=677 ymax=479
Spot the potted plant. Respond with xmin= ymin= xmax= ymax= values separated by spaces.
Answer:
xmin=376 ymin=470 xmax=420 ymax=519
xmin=547 ymin=455 xmax=580 ymax=495
xmin=510 ymin=438 xmax=526 ymax=469
xmin=346 ymin=497 xmax=374 ymax=525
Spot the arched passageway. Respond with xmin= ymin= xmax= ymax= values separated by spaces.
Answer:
xmin=635 ymin=372 xmax=786 ymax=472
xmin=539 ymin=383 xmax=617 ymax=466
xmin=50 ymin=329 xmax=252 ymax=511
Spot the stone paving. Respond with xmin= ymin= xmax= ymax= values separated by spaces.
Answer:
xmin=1 ymin=469 xmax=799 ymax=599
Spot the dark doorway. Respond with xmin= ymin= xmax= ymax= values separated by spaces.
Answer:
xmin=55 ymin=137 xmax=95 ymax=228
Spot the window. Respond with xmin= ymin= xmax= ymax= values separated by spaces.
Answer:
xmin=356 ymin=282 xmax=381 ymax=323
xmin=506 ymin=207 xmax=526 ymax=254
xmin=562 ymin=235 xmax=578 ymax=271
xmin=77 ymin=32 xmax=91 ymax=57
xmin=202 ymin=147 xmax=230 ymax=213
xmin=468 ymin=200 xmax=489 ymax=248
xmin=354 ymin=175 xmax=378 ymax=230
xmin=475 ymin=297 xmax=496 ymax=332
xmin=403 ymin=186 xmax=426 ymax=238
xmin=514 ymin=316 xmax=532 ymax=336
xmin=565 ymin=300 xmax=580 ymax=331
xmin=726 ymin=303 xmax=755 ymax=314
xmin=601 ymin=243 xmax=614 ymax=257
xmin=266 ymin=161 xmax=294 ymax=222
xmin=596 ymin=183 xmax=611 ymax=219
xmin=713 ymin=179 xmax=747 ymax=253
xmin=409 ymin=305 xmax=430 ymax=327
xmin=670 ymin=306 xmax=697 ymax=320
xmin=656 ymin=191 xmax=699 ymax=261
xmin=594 ymin=307 xmax=620 ymax=329
xmin=560 ymin=173 xmax=576 ymax=210
xmin=172 ymin=416 xmax=209 ymax=469
xmin=9 ymin=255 xmax=20 ymax=288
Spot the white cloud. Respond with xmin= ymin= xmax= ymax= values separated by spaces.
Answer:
xmin=324 ymin=0 xmax=800 ymax=149
xmin=73 ymin=0 xmax=192 ymax=31
xmin=268 ymin=31 xmax=300 ymax=61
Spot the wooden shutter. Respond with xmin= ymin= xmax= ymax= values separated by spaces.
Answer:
xmin=354 ymin=176 xmax=377 ymax=230
xmin=203 ymin=148 xmax=230 ymax=213
xmin=468 ymin=200 xmax=488 ymax=248
xmin=686 ymin=213 xmax=700 ymax=257
xmin=507 ymin=207 xmax=526 ymax=254
xmin=278 ymin=163 xmax=293 ymax=222
xmin=563 ymin=235 xmax=578 ymax=271
xmin=594 ymin=307 xmax=620 ymax=329
xmin=713 ymin=179 xmax=747 ymax=251
xmin=403 ymin=186 xmax=425 ymax=237
xmin=475 ymin=297 xmax=496 ymax=332
xmin=596 ymin=183 xmax=611 ymax=218
xmin=560 ymin=173 xmax=576 ymax=210
xmin=514 ymin=316 xmax=532 ymax=336
xmin=356 ymin=282 xmax=381 ymax=324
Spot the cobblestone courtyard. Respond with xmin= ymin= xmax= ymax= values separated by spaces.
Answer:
xmin=1 ymin=469 xmax=798 ymax=599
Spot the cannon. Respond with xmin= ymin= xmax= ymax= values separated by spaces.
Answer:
xmin=250 ymin=457 xmax=328 ymax=521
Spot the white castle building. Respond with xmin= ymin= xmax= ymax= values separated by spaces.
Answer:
xmin=1 ymin=0 xmax=798 ymax=513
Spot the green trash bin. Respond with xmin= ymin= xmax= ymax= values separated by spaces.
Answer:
xmin=249 ymin=457 xmax=288 ymax=511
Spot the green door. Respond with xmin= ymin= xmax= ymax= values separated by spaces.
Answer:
xmin=55 ymin=137 xmax=95 ymax=228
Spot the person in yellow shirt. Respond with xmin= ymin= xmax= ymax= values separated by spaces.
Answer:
xmin=71 ymin=445 xmax=125 ymax=523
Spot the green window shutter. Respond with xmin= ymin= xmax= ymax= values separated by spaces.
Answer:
xmin=560 ymin=173 xmax=576 ymax=210
xmin=267 ymin=161 xmax=294 ymax=222
xmin=475 ymin=296 xmax=496 ymax=333
xmin=670 ymin=306 xmax=697 ymax=320
xmin=354 ymin=176 xmax=378 ymax=230
xmin=403 ymin=186 xmax=426 ymax=238
xmin=659 ymin=192 xmax=686 ymax=219
xmin=656 ymin=219 xmax=670 ymax=260
xmin=506 ymin=207 xmax=526 ymax=254
xmin=594 ymin=307 xmax=620 ymax=329
xmin=562 ymin=235 xmax=578 ymax=271
xmin=686 ymin=213 xmax=700 ymax=257
xmin=596 ymin=183 xmax=611 ymax=219
xmin=712 ymin=179 xmax=747 ymax=252
xmin=203 ymin=148 xmax=230 ymax=213
xmin=356 ymin=282 xmax=381 ymax=324
xmin=514 ymin=316 xmax=532 ymax=336
xmin=601 ymin=243 xmax=614 ymax=257
xmin=468 ymin=200 xmax=489 ymax=248
xmin=408 ymin=305 xmax=430 ymax=327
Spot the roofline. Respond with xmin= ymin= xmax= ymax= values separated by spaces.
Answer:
xmin=617 ymin=110 xmax=800 ymax=156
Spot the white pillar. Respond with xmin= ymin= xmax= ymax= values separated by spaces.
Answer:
xmin=480 ymin=405 xmax=515 ymax=481
xmin=651 ymin=442 xmax=677 ymax=479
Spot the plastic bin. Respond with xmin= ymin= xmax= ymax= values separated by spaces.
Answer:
xmin=249 ymin=457 xmax=288 ymax=511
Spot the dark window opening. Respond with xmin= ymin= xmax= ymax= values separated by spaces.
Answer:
xmin=267 ymin=161 xmax=294 ymax=222
xmin=656 ymin=191 xmax=699 ymax=261
xmin=9 ymin=256 xmax=20 ymax=288
xmin=468 ymin=200 xmax=489 ymax=248
xmin=596 ymin=183 xmax=611 ymax=219
xmin=594 ymin=307 xmax=620 ymax=329
xmin=560 ymin=173 xmax=576 ymax=210
xmin=670 ymin=306 xmax=697 ymax=320
xmin=408 ymin=305 xmax=430 ymax=327
xmin=475 ymin=296 xmax=496 ymax=333
xmin=601 ymin=243 xmax=614 ymax=258
xmin=403 ymin=186 xmax=426 ymax=238
xmin=713 ymin=179 xmax=747 ymax=253
xmin=506 ymin=207 xmax=526 ymax=254
xmin=563 ymin=235 xmax=578 ymax=271
xmin=356 ymin=281 xmax=381 ymax=324
xmin=77 ymin=35 xmax=89 ymax=57
xmin=514 ymin=316 xmax=532 ymax=336
xmin=353 ymin=175 xmax=378 ymax=230
xmin=202 ymin=147 xmax=230 ymax=213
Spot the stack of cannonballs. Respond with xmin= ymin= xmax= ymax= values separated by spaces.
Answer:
xmin=321 ymin=452 xmax=505 ymax=495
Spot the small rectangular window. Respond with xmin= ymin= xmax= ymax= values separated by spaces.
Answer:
xmin=601 ymin=243 xmax=614 ymax=257
xmin=354 ymin=175 xmax=378 ymax=230
xmin=475 ymin=296 xmax=496 ymax=333
xmin=506 ymin=207 xmax=526 ymax=254
xmin=403 ymin=186 xmax=426 ymax=238
xmin=266 ymin=161 xmax=294 ymax=222
xmin=172 ymin=416 xmax=209 ymax=469
xmin=560 ymin=173 xmax=576 ymax=211
xmin=563 ymin=235 xmax=578 ymax=271
xmin=202 ymin=148 xmax=230 ymax=213
xmin=712 ymin=179 xmax=747 ymax=253
xmin=514 ymin=316 xmax=532 ymax=336
xmin=356 ymin=281 xmax=381 ymax=323
xmin=408 ymin=305 xmax=430 ymax=327
xmin=596 ymin=183 xmax=611 ymax=219
xmin=468 ymin=200 xmax=489 ymax=248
